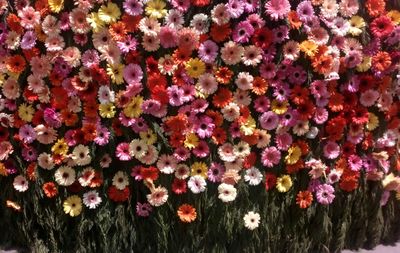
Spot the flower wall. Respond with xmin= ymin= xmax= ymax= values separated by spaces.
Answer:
xmin=0 ymin=0 xmax=400 ymax=252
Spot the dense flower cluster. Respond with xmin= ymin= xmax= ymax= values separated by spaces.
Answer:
xmin=0 ymin=0 xmax=399 ymax=223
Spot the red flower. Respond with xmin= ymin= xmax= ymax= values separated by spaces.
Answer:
xmin=42 ymin=182 xmax=58 ymax=198
xmin=252 ymin=28 xmax=273 ymax=49
xmin=243 ymin=152 xmax=257 ymax=169
xmin=140 ymin=166 xmax=159 ymax=181
xmin=351 ymin=107 xmax=369 ymax=125
xmin=172 ymin=178 xmax=187 ymax=195
xmin=108 ymin=186 xmax=130 ymax=202
xmin=265 ymin=173 xmax=277 ymax=191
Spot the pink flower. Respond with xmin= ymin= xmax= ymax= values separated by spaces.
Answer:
xmin=323 ymin=141 xmax=340 ymax=159
xmin=275 ymin=132 xmax=293 ymax=151
xmin=261 ymin=146 xmax=281 ymax=168
xmin=116 ymin=142 xmax=132 ymax=161
xmin=265 ymin=0 xmax=291 ymax=21
xmin=123 ymin=63 xmax=143 ymax=84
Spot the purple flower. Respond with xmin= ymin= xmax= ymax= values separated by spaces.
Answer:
xmin=362 ymin=155 xmax=377 ymax=172
xmin=43 ymin=108 xmax=62 ymax=128
xmin=288 ymin=65 xmax=307 ymax=84
xmin=296 ymin=1 xmax=315 ymax=21
xmin=193 ymin=140 xmax=210 ymax=158
xmin=194 ymin=116 xmax=215 ymax=139
xmin=316 ymin=184 xmax=335 ymax=205
xmin=207 ymin=162 xmax=225 ymax=183
xmin=273 ymin=82 xmax=290 ymax=102
xmin=348 ymin=154 xmax=363 ymax=171
xmin=123 ymin=0 xmax=143 ymax=16
xmin=272 ymin=25 xmax=289 ymax=44
xmin=19 ymin=124 xmax=36 ymax=144
xmin=123 ymin=63 xmax=143 ymax=84
xmin=21 ymin=31 xmax=36 ymax=50
xmin=131 ymin=118 xmax=148 ymax=133
xmin=53 ymin=57 xmax=72 ymax=77
xmin=117 ymin=35 xmax=137 ymax=53
xmin=22 ymin=146 xmax=37 ymax=162
xmin=141 ymin=99 xmax=161 ymax=115
xmin=0 ymin=23 xmax=8 ymax=44
xmin=82 ymin=50 xmax=100 ymax=68
xmin=94 ymin=126 xmax=110 ymax=146
xmin=167 ymin=85 xmax=185 ymax=106
xmin=259 ymin=111 xmax=279 ymax=130
xmin=198 ymin=40 xmax=218 ymax=64
xmin=229 ymin=121 xmax=242 ymax=138
xmin=308 ymin=179 xmax=321 ymax=192
xmin=136 ymin=202 xmax=152 ymax=217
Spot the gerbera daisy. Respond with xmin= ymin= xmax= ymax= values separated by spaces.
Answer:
xmin=147 ymin=186 xmax=168 ymax=206
xmin=244 ymin=167 xmax=263 ymax=186
xmin=83 ymin=190 xmax=102 ymax=209
xmin=296 ymin=190 xmax=313 ymax=208
xmin=217 ymin=183 xmax=237 ymax=202
xmin=315 ymin=184 xmax=335 ymax=205
xmin=188 ymin=175 xmax=207 ymax=194
xmin=71 ymin=144 xmax=91 ymax=166
xmin=276 ymin=174 xmax=293 ymax=192
xmin=112 ymin=171 xmax=130 ymax=190
xmin=243 ymin=211 xmax=260 ymax=230
xmin=13 ymin=175 xmax=29 ymax=192
xmin=265 ymin=0 xmax=291 ymax=21
xmin=177 ymin=204 xmax=197 ymax=223
xmin=63 ymin=195 xmax=82 ymax=217
xmin=54 ymin=166 xmax=76 ymax=186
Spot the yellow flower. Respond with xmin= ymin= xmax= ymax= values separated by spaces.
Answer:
xmin=300 ymin=40 xmax=318 ymax=57
xmin=185 ymin=58 xmax=206 ymax=79
xmin=107 ymin=63 xmax=124 ymax=85
xmin=48 ymin=0 xmax=64 ymax=13
xmin=145 ymin=0 xmax=167 ymax=19
xmin=191 ymin=162 xmax=208 ymax=178
xmin=87 ymin=12 xmax=105 ymax=33
xmin=140 ymin=130 xmax=157 ymax=145
xmin=51 ymin=138 xmax=69 ymax=156
xmin=123 ymin=96 xmax=143 ymax=118
xmin=184 ymin=133 xmax=199 ymax=149
xmin=18 ymin=103 xmax=35 ymax=122
xmin=98 ymin=2 xmax=121 ymax=24
xmin=356 ymin=56 xmax=371 ymax=72
xmin=285 ymin=146 xmax=301 ymax=165
xmin=348 ymin=16 xmax=365 ymax=36
xmin=0 ymin=73 xmax=5 ymax=86
xmin=387 ymin=10 xmax=400 ymax=25
xmin=276 ymin=175 xmax=292 ymax=193
xmin=240 ymin=116 xmax=256 ymax=136
xmin=271 ymin=100 xmax=288 ymax=115
xmin=63 ymin=195 xmax=82 ymax=217
xmin=99 ymin=103 xmax=116 ymax=118
xmin=366 ymin=112 xmax=379 ymax=131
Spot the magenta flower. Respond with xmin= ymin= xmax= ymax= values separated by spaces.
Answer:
xmin=261 ymin=146 xmax=281 ymax=168
xmin=316 ymin=184 xmax=335 ymax=205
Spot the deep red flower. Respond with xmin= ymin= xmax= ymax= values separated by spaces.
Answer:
xmin=370 ymin=16 xmax=394 ymax=38
xmin=140 ymin=166 xmax=159 ymax=181
xmin=265 ymin=173 xmax=277 ymax=191
xmin=172 ymin=178 xmax=187 ymax=195
xmin=252 ymin=28 xmax=273 ymax=49
xmin=108 ymin=186 xmax=130 ymax=202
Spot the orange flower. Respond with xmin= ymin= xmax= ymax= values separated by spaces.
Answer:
xmin=290 ymin=85 xmax=309 ymax=105
xmin=215 ymin=66 xmax=233 ymax=84
xmin=110 ymin=21 xmax=127 ymax=41
xmin=311 ymin=54 xmax=333 ymax=75
xmin=251 ymin=77 xmax=268 ymax=95
xmin=26 ymin=163 xmax=37 ymax=181
xmin=172 ymin=49 xmax=191 ymax=65
xmin=6 ymin=14 xmax=23 ymax=34
xmin=82 ymin=123 xmax=97 ymax=142
xmin=164 ymin=114 xmax=188 ymax=134
xmin=296 ymin=191 xmax=313 ymax=209
xmin=288 ymin=11 xmax=302 ymax=30
xmin=366 ymin=0 xmax=386 ymax=18
xmin=6 ymin=55 xmax=26 ymax=74
xmin=241 ymin=131 xmax=259 ymax=146
xmin=211 ymin=127 xmax=227 ymax=145
xmin=169 ymin=132 xmax=185 ymax=148
xmin=61 ymin=109 xmax=78 ymax=127
xmin=121 ymin=14 xmax=141 ymax=32
xmin=212 ymin=87 xmax=232 ymax=108
xmin=205 ymin=110 xmax=223 ymax=127
xmin=210 ymin=23 xmax=231 ymax=43
xmin=43 ymin=182 xmax=58 ymax=198
xmin=372 ymin=51 xmax=391 ymax=72
xmin=177 ymin=204 xmax=197 ymax=223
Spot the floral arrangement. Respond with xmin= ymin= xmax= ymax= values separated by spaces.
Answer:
xmin=0 ymin=0 xmax=400 ymax=250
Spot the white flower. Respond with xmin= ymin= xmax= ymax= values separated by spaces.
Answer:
xmin=157 ymin=154 xmax=177 ymax=174
xmin=71 ymin=144 xmax=91 ymax=166
xmin=98 ymin=85 xmax=115 ymax=104
xmin=37 ymin=152 xmax=55 ymax=170
xmin=218 ymin=143 xmax=237 ymax=162
xmin=190 ymin=13 xmax=209 ymax=34
xmin=129 ymin=139 xmax=149 ymax=159
xmin=218 ymin=183 xmax=237 ymax=202
xmin=243 ymin=211 xmax=260 ymax=230
xmin=188 ymin=175 xmax=207 ymax=194
xmin=78 ymin=167 xmax=96 ymax=187
xmin=13 ymin=175 xmax=29 ymax=192
xmin=233 ymin=141 xmax=250 ymax=158
xmin=221 ymin=102 xmax=240 ymax=122
xmin=147 ymin=186 xmax=168 ymax=207
xmin=55 ymin=166 xmax=76 ymax=186
xmin=244 ymin=167 xmax=263 ymax=186
xmin=112 ymin=171 xmax=129 ymax=190
xmin=235 ymin=72 xmax=253 ymax=90
xmin=83 ymin=190 xmax=102 ymax=209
